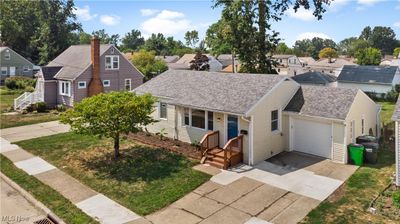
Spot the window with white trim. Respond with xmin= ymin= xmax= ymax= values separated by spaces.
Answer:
xmin=103 ymin=80 xmax=110 ymax=87
xmin=105 ymin=56 xmax=119 ymax=69
xmin=78 ymin=81 xmax=86 ymax=89
xmin=23 ymin=65 xmax=29 ymax=72
xmin=271 ymin=110 xmax=279 ymax=131
xmin=59 ymin=81 xmax=71 ymax=96
xmin=159 ymin=103 xmax=167 ymax=119
xmin=124 ymin=79 xmax=131 ymax=91
xmin=4 ymin=51 xmax=10 ymax=60
xmin=1 ymin=67 xmax=7 ymax=76
xmin=181 ymin=107 xmax=209 ymax=130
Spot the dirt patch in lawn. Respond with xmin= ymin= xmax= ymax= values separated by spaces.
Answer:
xmin=372 ymin=184 xmax=400 ymax=221
xmin=128 ymin=132 xmax=202 ymax=160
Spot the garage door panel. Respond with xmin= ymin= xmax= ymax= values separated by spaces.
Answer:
xmin=293 ymin=118 xmax=332 ymax=158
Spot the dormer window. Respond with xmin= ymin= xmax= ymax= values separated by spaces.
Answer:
xmin=105 ymin=55 xmax=119 ymax=70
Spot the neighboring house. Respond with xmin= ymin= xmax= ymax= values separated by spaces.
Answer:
xmin=155 ymin=55 xmax=180 ymax=63
xmin=216 ymin=54 xmax=234 ymax=68
xmin=272 ymin=54 xmax=303 ymax=76
xmin=221 ymin=63 xmax=241 ymax=73
xmin=14 ymin=37 xmax=143 ymax=110
xmin=170 ymin=54 xmax=223 ymax=72
xmin=134 ymin=70 xmax=378 ymax=168
xmin=0 ymin=46 xmax=36 ymax=83
xmin=337 ymin=65 xmax=400 ymax=94
xmin=305 ymin=58 xmax=357 ymax=76
xmin=291 ymin=71 xmax=337 ymax=87
xmin=298 ymin=57 xmax=315 ymax=66
xmin=392 ymin=97 xmax=400 ymax=186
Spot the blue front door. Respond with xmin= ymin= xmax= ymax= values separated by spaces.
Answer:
xmin=227 ymin=115 xmax=238 ymax=140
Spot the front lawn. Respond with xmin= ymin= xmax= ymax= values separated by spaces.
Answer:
xmin=0 ymin=87 xmax=24 ymax=112
xmin=0 ymin=155 xmax=98 ymax=224
xmin=16 ymin=132 xmax=211 ymax=215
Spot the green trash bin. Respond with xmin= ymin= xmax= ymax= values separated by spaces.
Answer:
xmin=348 ymin=144 xmax=365 ymax=166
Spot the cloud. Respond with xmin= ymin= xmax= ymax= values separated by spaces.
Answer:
xmin=73 ymin=5 xmax=97 ymax=21
xmin=100 ymin=15 xmax=120 ymax=26
xmin=296 ymin=32 xmax=333 ymax=41
xmin=328 ymin=0 xmax=350 ymax=11
xmin=141 ymin=10 xmax=192 ymax=36
xmin=394 ymin=21 xmax=400 ymax=27
xmin=286 ymin=8 xmax=315 ymax=21
xmin=140 ymin=9 xmax=159 ymax=16
xmin=357 ymin=0 xmax=380 ymax=6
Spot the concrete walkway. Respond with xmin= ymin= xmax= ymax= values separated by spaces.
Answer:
xmin=0 ymin=121 xmax=70 ymax=142
xmin=0 ymin=137 xmax=141 ymax=224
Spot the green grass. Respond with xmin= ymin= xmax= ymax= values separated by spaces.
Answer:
xmin=1 ymin=113 xmax=59 ymax=129
xmin=0 ymin=87 xmax=24 ymax=113
xmin=379 ymin=101 xmax=396 ymax=126
xmin=16 ymin=132 xmax=211 ymax=215
xmin=0 ymin=154 xmax=98 ymax=224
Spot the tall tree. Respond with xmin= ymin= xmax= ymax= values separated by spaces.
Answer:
xmin=92 ymin=29 xmax=120 ymax=46
xmin=120 ymin=29 xmax=145 ymax=52
xmin=131 ymin=50 xmax=168 ymax=81
xmin=214 ymin=0 xmax=329 ymax=73
xmin=369 ymin=26 xmax=398 ymax=55
xmin=319 ymin=47 xmax=338 ymax=63
xmin=359 ymin=26 xmax=372 ymax=41
xmin=275 ymin=43 xmax=294 ymax=54
xmin=356 ymin=47 xmax=382 ymax=65
xmin=143 ymin=33 xmax=166 ymax=55
xmin=205 ymin=19 xmax=232 ymax=56
xmin=184 ymin=30 xmax=199 ymax=48
xmin=61 ymin=92 xmax=156 ymax=158
xmin=293 ymin=37 xmax=336 ymax=59
xmin=79 ymin=32 xmax=92 ymax=44
xmin=337 ymin=37 xmax=358 ymax=56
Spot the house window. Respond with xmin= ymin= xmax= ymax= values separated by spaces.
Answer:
xmin=59 ymin=81 xmax=71 ymax=96
xmin=271 ymin=110 xmax=279 ymax=131
xmin=23 ymin=66 xmax=29 ymax=72
xmin=192 ymin=109 xmax=205 ymax=129
xmin=1 ymin=67 xmax=7 ymax=76
xmin=4 ymin=51 xmax=10 ymax=60
xmin=105 ymin=56 xmax=119 ymax=69
xmin=208 ymin=111 xmax=213 ymax=131
xmin=159 ymin=103 xmax=167 ymax=119
xmin=124 ymin=79 xmax=132 ymax=91
xmin=103 ymin=80 xmax=110 ymax=87
xmin=183 ymin=108 xmax=190 ymax=126
xmin=78 ymin=81 xmax=86 ymax=89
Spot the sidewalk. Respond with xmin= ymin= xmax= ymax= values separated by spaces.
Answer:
xmin=0 ymin=121 xmax=70 ymax=142
xmin=0 ymin=136 xmax=144 ymax=224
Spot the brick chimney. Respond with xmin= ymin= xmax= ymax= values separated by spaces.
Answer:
xmin=88 ymin=36 xmax=103 ymax=96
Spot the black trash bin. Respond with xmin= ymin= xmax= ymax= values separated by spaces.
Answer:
xmin=362 ymin=142 xmax=379 ymax=164
xmin=356 ymin=135 xmax=377 ymax=144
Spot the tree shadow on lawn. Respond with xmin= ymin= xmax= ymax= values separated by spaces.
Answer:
xmin=81 ymin=145 xmax=192 ymax=183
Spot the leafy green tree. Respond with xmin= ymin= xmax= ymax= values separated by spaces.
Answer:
xmin=319 ymin=48 xmax=338 ymax=62
xmin=355 ymin=47 xmax=382 ymax=65
xmin=143 ymin=33 xmax=167 ymax=55
xmin=337 ymin=37 xmax=358 ymax=56
xmin=184 ymin=30 xmax=200 ymax=48
xmin=394 ymin=47 xmax=400 ymax=58
xmin=79 ymin=32 xmax=92 ymax=44
xmin=293 ymin=37 xmax=336 ymax=59
xmin=348 ymin=39 xmax=371 ymax=57
xmin=205 ymin=19 xmax=232 ymax=56
xmin=214 ymin=0 xmax=329 ymax=73
xmin=92 ymin=29 xmax=120 ymax=46
xmin=61 ymin=92 xmax=156 ymax=158
xmin=131 ymin=50 xmax=168 ymax=81
xmin=359 ymin=26 xmax=372 ymax=41
xmin=275 ymin=43 xmax=294 ymax=54
xmin=121 ymin=29 xmax=145 ymax=52
xmin=369 ymin=26 xmax=398 ymax=55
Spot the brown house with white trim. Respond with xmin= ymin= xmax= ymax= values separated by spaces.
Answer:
xmin=14 ymin=37 xmax=144 ymax=109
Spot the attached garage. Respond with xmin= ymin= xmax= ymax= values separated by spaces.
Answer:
xmin=291 ymin=118 xmax=332 ymax=158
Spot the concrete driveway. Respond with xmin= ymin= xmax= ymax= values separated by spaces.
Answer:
xmin=148 ymin=152 xmax=357 ymax=224
xmin=0 ymin=121 xmax=69 ymax=142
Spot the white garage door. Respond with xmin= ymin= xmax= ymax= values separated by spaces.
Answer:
xmin=292 ymin=118 xmax=332 ymax=158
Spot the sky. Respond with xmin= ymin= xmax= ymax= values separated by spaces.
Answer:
xmin=74 ymin=0 xmax=400 ymax=47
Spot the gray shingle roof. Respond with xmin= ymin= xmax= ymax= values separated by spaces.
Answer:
xmin=392 ymin=97 xmax=400 ymax=121
xmin=284 ymin=86 xmax=359 ymax=120
xmin=134 ymin=70 xmax=286 ymax=115
xmin=41 ymin=66 xmax=62 ymax=80
xmin=337 ymin=65 xmax=398 ymax=85
xmin=47 ymin=44 xmax=112 ymax=80
xmin=292 ymin=71 xmax=337 ymax=85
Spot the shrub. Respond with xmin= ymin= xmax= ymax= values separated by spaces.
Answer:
xmin=25 ymin=103 xmax=36 ymax=113
xmin=5 ymin=76 xmax=36 ymax=90
xmin=35 ymin=102 xmax=47 ymax=113
xmin=393 ymin=190 xmax=400 ymax=208
xmin=386 ymin=89 xmax=399 ymax=102
xmin=55 ymin=104 xmax=66 ymax=112
xmin=24 ymin=86 xmax=35 ymax=92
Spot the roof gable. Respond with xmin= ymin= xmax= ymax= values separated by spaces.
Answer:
xmin=292 ymin=72 xmax=336 ymax=85
xmin=134 ymin=70 xmax=286 ymax=115
xmin=284 ymin=86 xmax=358 ymax=120
xmin=337 ymin=65 xmax=398 ymax=84
xmin=41 ymin=66 xmax=63 ymax=80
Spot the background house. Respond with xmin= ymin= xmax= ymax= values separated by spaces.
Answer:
xmin=134 ymin=70 xmax=378 ymax=167
xmin=305 ymin=58 xmax=357 ymax=76
xmin=0 ymin=46 xmax=36 ymax=83
xmin=169 ymin=53 xmax=223 ymax=72
xmin=291 ymin=71 xmax=337 ymax=87
xmin=337 ymin=65 xmax=400 ymax=94
xmin=14 ymin=38 xmax=143 ymax=109
xmin=272 ymin=54 xmax=303 ymax=76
